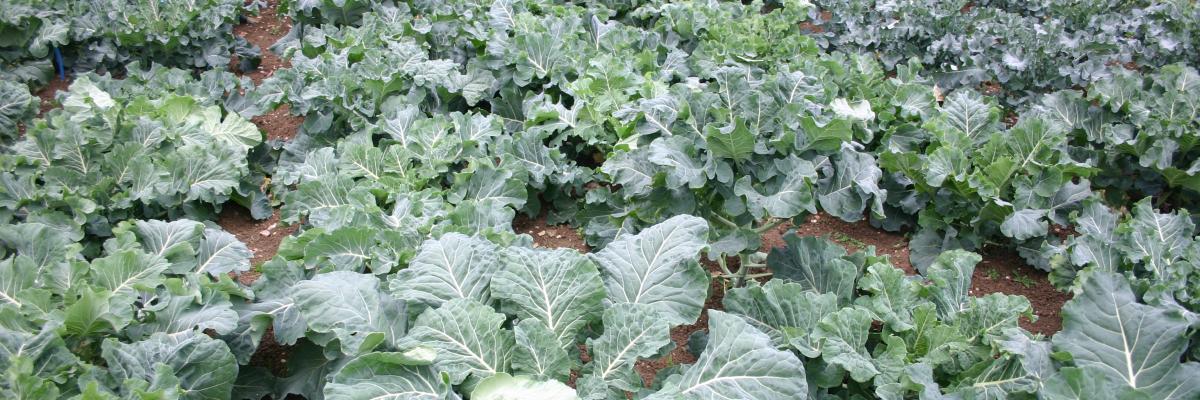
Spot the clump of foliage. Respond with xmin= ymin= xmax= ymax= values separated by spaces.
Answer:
xmin=0 ymin=64 xmax=265 ymax=239
xmin=0 ymin=0 xmax=259 ymax=86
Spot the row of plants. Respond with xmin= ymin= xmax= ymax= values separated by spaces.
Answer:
xmin=811 ymin=0 xmax=1200 ymax=104
xmin=1 ymin=64 xmax=266 ymax=237
xmin=0 ymin=0 xmax=1199 ymax=399
xmin=5 ymin=197 xmax=1195 ymax=398
xmin=243 ymin=0 xmax=1200 ymax=397
xmin=0 ymin=0 xmax=261 ymax=86
xmin=256 ymin=0 xmax=1200 ymax=289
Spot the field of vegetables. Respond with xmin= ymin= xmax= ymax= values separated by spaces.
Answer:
xmin=2 ymin=0 xmax=1200 ymax=399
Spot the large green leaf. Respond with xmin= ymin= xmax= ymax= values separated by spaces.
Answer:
xmin=471 ymin=373 xmax=578 ymax=400
xmin=1067 ymin=199 xmax=1121 ymax=273
xmin=722 ymin=279 xmax=838 ymax=356
xmin=511 ymin=319 xmax=572 ymax=381
xmin=1052 ymin=273 xmax=1200 ymax=399
xmin=1042 ymin=367 xmax=1139 ymax=400
xmin=766 ymin=235 xmax=858 ymax=305
xmin=649 ymin=136 xmax=707 ymax=189
xmin=390 ymin=233 xmax=500 ymax=309
xmin=856 ymin=263 xmax=923 ymax=332
xmin=449 ymin=165 xmax=527 ymax=208
xmin=401 ymin=299 xmax=513 ymax=385
xmin=89 ymin=249 xmax=167 ymax=328
xmin=195 ymin=228 xmax=252 ymax=276
xmin=589 ymin=215 xmax=710 ymax=325
xmin=193 ymin=105 xmax=262 ymax=151
xmin=938 ymin=89 xmax=999 ymax=142
xmin=925 ymin=250 xmax=980 ymax=322
xmin=101 ymin=333 xmax=237 ymax=400
xmin=125 ymin=288 xmax=238 ymax=339
xmin=492 ymin=247 xmax=604 ymax=349
xmin=735 ymin=156 xmax=818 ymax=219
xmin=813 ymin=307 xmax=878 ymax=382
xmin=818 ymin=146 xmax=886 ymax=222
xmin=653 ymin=310 xmax=807 ymax=399
xmin=293 ymin=271 xmax=406 ymax=355
xmin=1121 ymin=199 xmax=1194 ymax=283
xmin=0 ymin=257 xmax=38 ymax=315
xmin=128 ymin=220 xmax=203 ymax=271
xmin=581 ymin=303 xmax=672 ymax=394
xmin=951 ymin=328 xmax=1055 ymax=398
xmin=0 ymin=81 xmax=37 ymax=138
xmin=324 ymin=351 xmax=455 ymax=400
xmin=704 ymin=118 xmax=755 ymax=161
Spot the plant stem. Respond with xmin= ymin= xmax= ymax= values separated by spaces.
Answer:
xmin=734 ymin=253 xmax=751 ymax=287
xmin=717 ymin=256 xmax=733 ymax=277
xmin=712 ymin=213 xmax=740 ymax=230
xmin=754 ymin=218 xmax=787 ymax=233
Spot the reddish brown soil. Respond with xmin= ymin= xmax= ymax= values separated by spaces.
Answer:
xmin=221 ymin=2 xmax=304 ymax=390
xmin=217 ymin=205 xmax=297 ymax=284
xmin=512 ymin=214 xmax=591 ymax=253
xmin=776 ymin=213 xmax=1069 ymax=336
xmin=35 ymin=77 xmax=71 ymax=116
xmin=778 ymin=213 xmax=1067 ymax=335
xmin=782 ymin=213 xmax=914 ymax=273
xmin=233 ymin=0 xmax=293 ymax=85
xmin=981 ymin=81 xmax=1004 ymax=96
xmin=233 ymin=0 xmax=304 ymax=141
xmin=248 ymin=326 xmax=292 ymax=377
xmin=1004 ymin=111 xmax=1020 ymax=128
xmin=970 ymin=247 xmax=1072 ymax=336
xmin=253 ymin=104 xmax=303 ymax=141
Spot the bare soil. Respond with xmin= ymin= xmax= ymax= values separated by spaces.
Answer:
xmin=218 ymin=0 xmax=300 ymax=273
xmin=970 ymin=247 xmax=1072 ymax=336
xmin=782 ymin=213 xmax=914 ymax=273
xmin=253 ymin=104 xmax=303 ymax=141
xmin=35 ymin=77 xmax=71 ymax=116
xmin=221 ymin=2 xmax=306 ymax=391
xmin=512 ymin=214 xmax=591 ymax=252
xmin=217 ymin=205 xmax=297 ymax=284
xmin=248 ymin=326 xmax=292 ymax=377
xmin=233 ymin=0 xmax=293 ymax=85
xmin=233 ymin=0 xmax=304 ymax=141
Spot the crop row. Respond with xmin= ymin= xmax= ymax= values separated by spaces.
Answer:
xmin=0 ymin=0 xmax=1199 ymax=399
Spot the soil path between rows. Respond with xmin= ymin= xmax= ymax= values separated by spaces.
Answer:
xmin=220 ymin=0 xmax=303 ymax=270
xmin=219 ymin=1 xmax=304 ymax=387
xmin=234 ymin=0 xmax=304 ymax=141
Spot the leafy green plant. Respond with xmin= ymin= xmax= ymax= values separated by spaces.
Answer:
xmin=2 ymin=0 xmax=1199 ymax=398
xmin=811 ymin=0 xmax=1200 ymax=103
xmin=0 ymin=63 xmax=266 ymax=237
xmin=0 ymin=219 xmax=251 ymax=399
xmin=0 ymin=0 xmax=259 ymax=86
xmin=0 ymin=80 xmax=38 ymax=141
